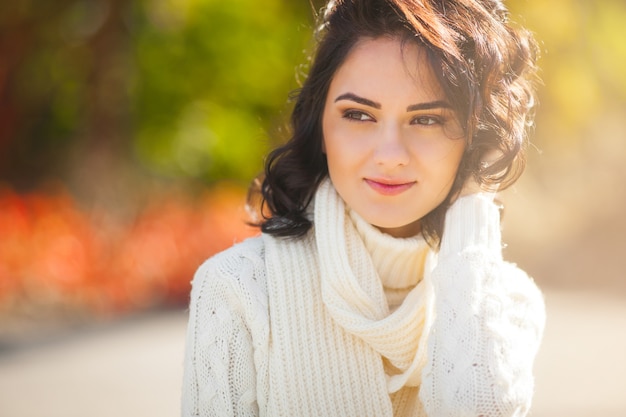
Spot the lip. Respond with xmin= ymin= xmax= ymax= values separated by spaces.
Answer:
xmin=364 ymin=178 xmax=416 ymax=196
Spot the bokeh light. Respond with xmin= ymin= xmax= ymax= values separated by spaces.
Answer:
xmin=0 ymin=0 xmax=624 ymax=335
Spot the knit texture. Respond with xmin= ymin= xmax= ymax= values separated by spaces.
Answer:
xmin=348 ymin=208 xmax=429 ymax=311
xmin=181 ymin=180 xmax=546 ymax=417
xmin=314 ymin=179 xmax=435 ymax=396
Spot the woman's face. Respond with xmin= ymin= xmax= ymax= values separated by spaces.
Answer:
xmin=322 ymin=37 xmax=465 ymax=238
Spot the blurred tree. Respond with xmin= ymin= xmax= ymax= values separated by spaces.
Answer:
xmin=0 ymin=1 xmax=76 ymax=187
xmin=130 ymin=0 xmax=314 ymax=182
xmin=0 ymin=0 xmax=625 ymax=192
xmin=0 ymin=0 xmax=133 ymax=190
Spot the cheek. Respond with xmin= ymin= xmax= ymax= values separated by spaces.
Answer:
xmin=322 ymin=124 xmax=344 ymax=172
xmin=324 ymin=139 xmax=351 ymax=173
xmin=409 ymin=137 xmax=465 ymax=166
xmin=441 ymin=144 xmax=466 ymax=189
xmin=321 ymin=108 xmax=336 ymax=155
xmin=420 ymin=140 xmax=465 ymax=185
xmin=322 ymin=118 xmax=354 ymax=162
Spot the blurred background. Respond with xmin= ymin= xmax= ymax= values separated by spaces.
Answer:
xmin=0 ymin=0 xmax=312 ymax=330
xmin=0 ymin=0 xmax=625 ymax=416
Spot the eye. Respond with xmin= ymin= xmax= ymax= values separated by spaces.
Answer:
xmin=342 ymin=110 xmax=374 ymax=122
xmin=411 ymin=115 xmax=442 ymax=126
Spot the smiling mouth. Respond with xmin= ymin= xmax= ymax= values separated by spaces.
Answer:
xmin=365 ymin=179 xmax=415 ymax=196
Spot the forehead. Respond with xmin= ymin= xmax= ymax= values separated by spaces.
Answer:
xmin=328 ymin=36 xmax=443 ymax=99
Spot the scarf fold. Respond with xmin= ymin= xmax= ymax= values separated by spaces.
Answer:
xmin=314 ymin=179 xmax=435 ymax=393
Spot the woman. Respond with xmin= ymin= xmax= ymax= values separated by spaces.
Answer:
xmin=181 ymin=0 xmax=545 ymax=416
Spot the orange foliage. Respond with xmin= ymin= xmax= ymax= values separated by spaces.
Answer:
xmin=0 ymin=183 xmax=257 ymax=316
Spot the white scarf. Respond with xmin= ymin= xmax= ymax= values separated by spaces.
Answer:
xmin=314 ymin=179 xmax=435 ymax=393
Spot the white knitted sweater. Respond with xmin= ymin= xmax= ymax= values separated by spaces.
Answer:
xmin=181 ymin=180 xmax=545 ymax=417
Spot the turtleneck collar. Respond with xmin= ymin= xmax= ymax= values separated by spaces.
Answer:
xmin=314 ymin=179 xmax=435 ymax=392
xmin=348 ymin=209 xmax=429 ymax=291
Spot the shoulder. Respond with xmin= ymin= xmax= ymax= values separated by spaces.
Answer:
xmin=190 ymin=236 xmax=268 ymax=327
xmin=194 ymin=236 xmax=266 ymax=285
xmin=195 ymin=235 xmax=266 ymax=282
xmin=183 ymin=237 xmax=269 ymax=415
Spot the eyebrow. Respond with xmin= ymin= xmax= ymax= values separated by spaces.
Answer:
xmin=334 ymin=93 xmax=381 ymax=109
xmin=334 ymin=92 xmax=450 ymax=112
xmin=406 ymin=100 xmax=451 ymax=112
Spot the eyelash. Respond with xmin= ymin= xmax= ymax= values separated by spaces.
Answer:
xmin=411 ymin=115 xmax=443 ymax=126
xmin=341 ymin=110 xmax=443 ymax=126
xmin=342 ymin=110 xmax=374 ymax=122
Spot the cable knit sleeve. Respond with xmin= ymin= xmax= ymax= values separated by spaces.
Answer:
xmin=420 ymin=194 xmax=546 ymax=417
xmin=181 ymin=238 xmax=269 ymax=417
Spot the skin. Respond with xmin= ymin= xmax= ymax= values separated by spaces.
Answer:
xmin=322 ymin=36 xmax=466 ymax=238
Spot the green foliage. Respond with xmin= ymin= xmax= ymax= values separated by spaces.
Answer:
xmin=130 ymin=0 xmax=314 ymax=182
xmin=0 ymin=0 xmax=91 ymax=182
xmin=3 ymin=0 xmax=626 ymax=187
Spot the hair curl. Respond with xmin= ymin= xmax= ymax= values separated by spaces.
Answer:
xmin=250 ymin=0 xmax=539 ymax=246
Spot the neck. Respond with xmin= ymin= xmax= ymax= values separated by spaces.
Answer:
xmin=375 ymin=219 xmax=422 ymax=238
xmin=349 ymin=210 xmax=428 ymax=290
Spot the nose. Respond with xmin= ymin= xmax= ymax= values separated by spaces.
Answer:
xmin=373 ymin=124 xmax=410 ymax=167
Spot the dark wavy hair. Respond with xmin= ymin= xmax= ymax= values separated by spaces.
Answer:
xmin=250 ymin=0 xmax=539 ymax=246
